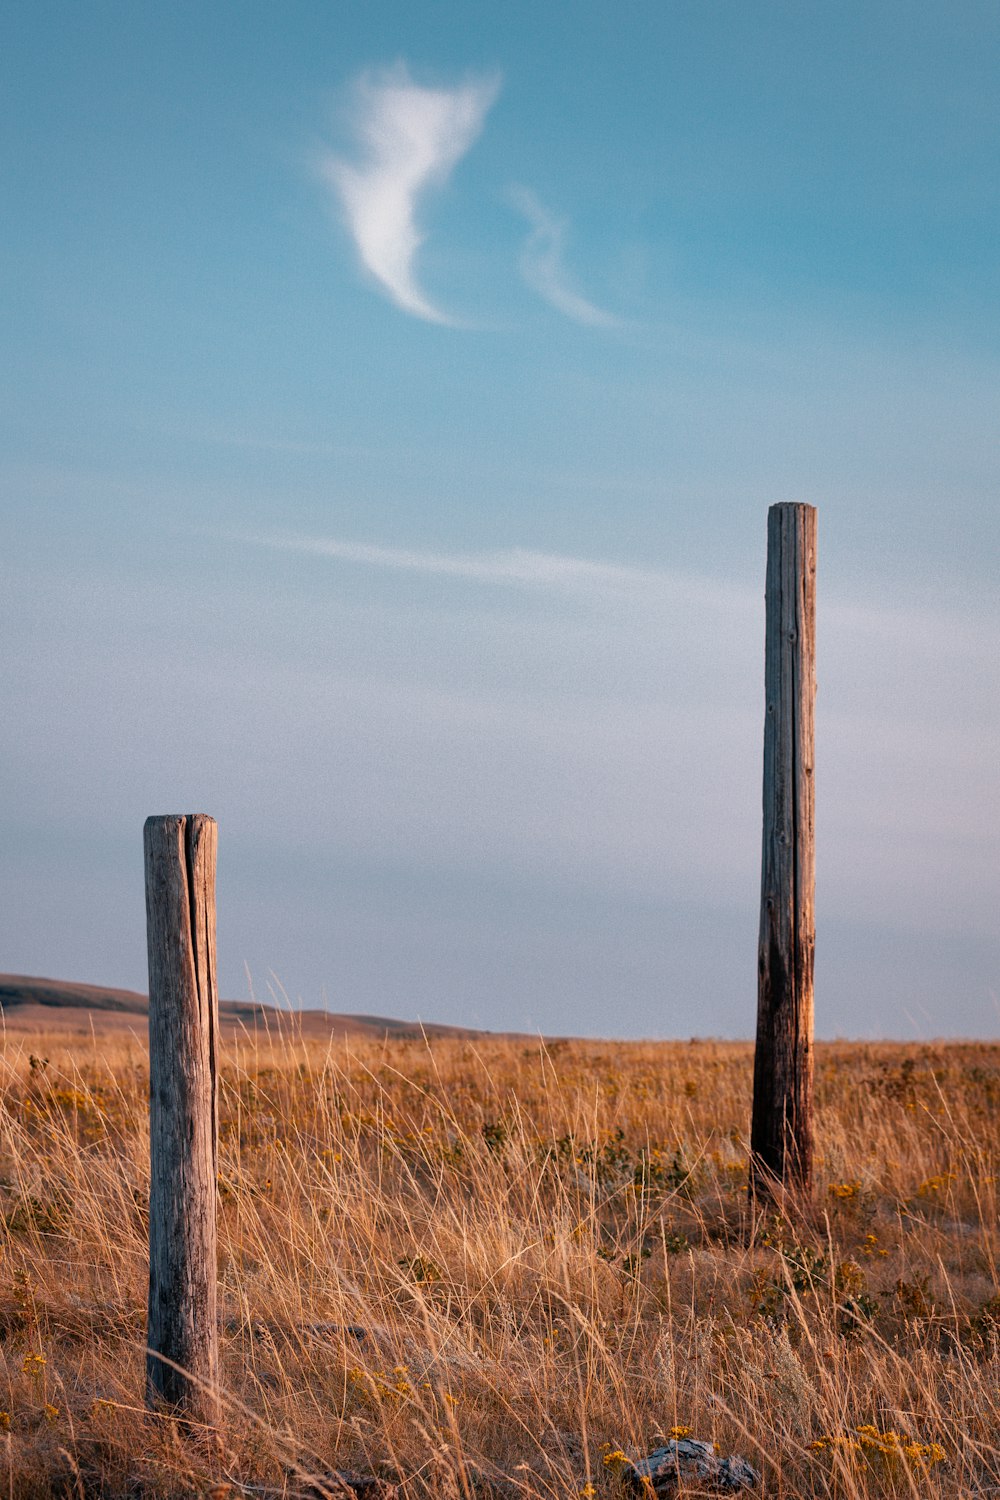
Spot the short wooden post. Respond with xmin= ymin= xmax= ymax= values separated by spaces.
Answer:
xmin=144 ymin=814 xmax=220 ymax=1423
xmin=750 ymin=505 xmax=816 ymax=1201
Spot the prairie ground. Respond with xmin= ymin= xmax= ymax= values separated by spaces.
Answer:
xmin=1 ymin=1021 xmax=999 ymax=1497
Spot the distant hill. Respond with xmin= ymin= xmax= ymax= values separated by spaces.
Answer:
xmin=0 ymin=974 xmax=526 ymax=1041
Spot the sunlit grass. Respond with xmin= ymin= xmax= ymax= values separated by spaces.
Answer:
xmin=1 ymin=1026 xmax=998 ymax=1495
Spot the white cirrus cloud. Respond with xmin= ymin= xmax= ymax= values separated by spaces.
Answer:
xmin=509 ymin=184 xmax=618 ymax=328
xmin=321 ymin=65 xmax=500 ymax=324
xmin=234 ymin=529 xmax=753 ymax=611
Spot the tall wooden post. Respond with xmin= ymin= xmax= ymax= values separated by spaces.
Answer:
xmin=750 ymin=505 xmax=816 ymax=1201
xmin=144 ymin=814 xmax=220 ymax=1423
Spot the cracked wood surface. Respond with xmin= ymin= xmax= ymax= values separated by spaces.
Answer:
xmin=751 ymin=504 xmax=816 ymax=1199
xmin=143 ymin=814 xmax=220 ymax=1422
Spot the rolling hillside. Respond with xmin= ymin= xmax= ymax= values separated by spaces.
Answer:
xmin=0 ymin=973 xmax=524 ymax=1041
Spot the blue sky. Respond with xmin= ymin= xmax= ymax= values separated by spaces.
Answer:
xmin=2 ymin=1 xmax=998 ymax=1035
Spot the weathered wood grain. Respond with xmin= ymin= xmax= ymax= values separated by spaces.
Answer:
xmin=750 ymin=504 xmax=816 ymax=1200
xmin=143 ymin=814 xmax=220 ymax=1423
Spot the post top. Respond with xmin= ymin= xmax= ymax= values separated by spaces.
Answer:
xmin=144 ymin=814 xmax=217 ymax=826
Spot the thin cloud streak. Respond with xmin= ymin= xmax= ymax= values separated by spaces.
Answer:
xmin=236 ymin=530 xmax=1000 ymax=657
xmin=238 ymin=529 xmax=758 ymax=610
xmin=321 ymin=65 xmax=500 ymax=323
xmin=509 ymin=185 xmax=618 ymax=327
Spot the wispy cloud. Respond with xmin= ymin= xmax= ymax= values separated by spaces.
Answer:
xmin=321 ymin=65 xmax=500 ymax=323
xmin=233 ymin=529 xmax=1000 ymax=667
xmin=236 ymin=529 xmax=752 ymax=610
xmin=509 ymin=185 xmax=618 ymax=327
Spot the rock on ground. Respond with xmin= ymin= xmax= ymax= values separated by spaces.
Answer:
xmin=624 ymin=1439 xmax=759 ymax=1495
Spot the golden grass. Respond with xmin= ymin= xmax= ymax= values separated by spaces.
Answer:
xmin=1 ymin=1022 xmax=999 ymax=1497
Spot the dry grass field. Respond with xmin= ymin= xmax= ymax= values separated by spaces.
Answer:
xmin=1 ymin=1020 xmax=999 ymax=1498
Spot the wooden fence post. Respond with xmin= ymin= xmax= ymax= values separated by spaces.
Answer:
xmin=750 ymin=504 xmax=817 ymax=1201
xmin=143 ymin=814 xmax=220 ymax=1423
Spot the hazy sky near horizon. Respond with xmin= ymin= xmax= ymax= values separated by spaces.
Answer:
xmin=2 ymin=1 xmax=998 ymax=1037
